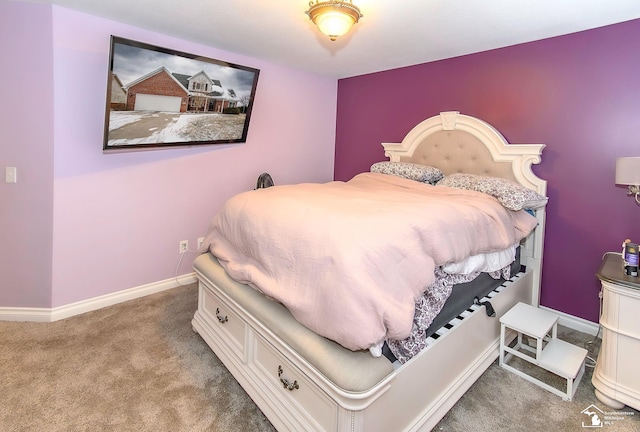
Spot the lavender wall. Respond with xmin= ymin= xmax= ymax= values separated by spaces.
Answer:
xmin=335 ymin=19 xmax=640 ymax=323
xmin=1 ymin=2 xmax=337 ymax=308
xmin=0 ymin=2 xmax=54 ymax=308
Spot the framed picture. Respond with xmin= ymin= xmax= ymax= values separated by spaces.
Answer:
xmin=103 ymin=36 xmax=260 ymax=151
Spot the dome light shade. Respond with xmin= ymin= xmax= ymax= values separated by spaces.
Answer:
xmin=306 ymin=1 xmax=363 ymax=41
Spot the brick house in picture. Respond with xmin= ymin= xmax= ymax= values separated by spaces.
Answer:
xmin=172 ymin=70 xmax=239 ymax=113
xmin=125 ymin=67 xmax=189 ymax=112
xmin=123 ymin=67 xmax=239 ymax=113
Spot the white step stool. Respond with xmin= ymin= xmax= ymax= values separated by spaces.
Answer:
xmin=499 ymin=302 xmax=588 ymax=401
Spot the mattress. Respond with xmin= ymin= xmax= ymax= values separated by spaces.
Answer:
xmin=427 ymin=247 xmax=521 ymax=336
xmin=382 ymin=248 xmax=522 ymax=362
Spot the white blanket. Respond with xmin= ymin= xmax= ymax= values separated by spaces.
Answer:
xmin=202 ymin=172 xmax=537 ymax=351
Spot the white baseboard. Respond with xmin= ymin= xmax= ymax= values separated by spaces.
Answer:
xmin=539 ymin=305 xmax=600 ymax=336
xmin=0 ymin=272 xmax=197 ymax=323
xmin=2 ymin=279 xmax=600 ymax=338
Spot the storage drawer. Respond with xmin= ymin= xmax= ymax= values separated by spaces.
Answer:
xmin=253 ymin=335 xmax=338 ymax=431
xmin=200 ymin=283 xmax=245 ymax=358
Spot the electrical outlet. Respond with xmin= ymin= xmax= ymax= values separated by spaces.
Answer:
xmin=179 ymin=240 xmax=189 ymax=253
xmin=197 ymin=237 xmax=204 ymax=249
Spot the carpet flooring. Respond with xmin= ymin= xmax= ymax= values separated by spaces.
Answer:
xmin=1 ymin=283 xmax=638 ymax=431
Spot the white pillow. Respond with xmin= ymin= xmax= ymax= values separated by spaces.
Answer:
xmin=443 ymin=245 xmax=517 ymax=275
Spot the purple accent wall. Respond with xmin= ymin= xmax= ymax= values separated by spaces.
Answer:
xmin=335 ymin=19 xmax=640 ymax=323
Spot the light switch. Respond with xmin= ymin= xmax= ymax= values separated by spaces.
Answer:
xmin=6 ymin=167 xmax=17 ymax=183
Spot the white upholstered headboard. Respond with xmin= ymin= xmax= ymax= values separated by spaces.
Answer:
xmin=382 ymin=111 xmax=547 ymax=305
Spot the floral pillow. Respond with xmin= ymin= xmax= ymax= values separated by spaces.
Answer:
xmin=436 ymin=173 xmax=548 ymax=211
xmin=370 ymin=161 xmax=444 ymax=184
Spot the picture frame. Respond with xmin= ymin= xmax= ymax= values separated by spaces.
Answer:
xmin=103 ymin=36 xmax=260 ymax=151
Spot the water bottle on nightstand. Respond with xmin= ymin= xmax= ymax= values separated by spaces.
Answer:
xmin=622 ymin=239 xmax=639 ymax=277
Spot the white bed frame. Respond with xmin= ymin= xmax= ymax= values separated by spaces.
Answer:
xmin=192 ymin=112 xmax=546 ymax=431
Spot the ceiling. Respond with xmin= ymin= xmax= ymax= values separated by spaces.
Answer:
xmin=37 ymin=0 xmax=640 ymax=78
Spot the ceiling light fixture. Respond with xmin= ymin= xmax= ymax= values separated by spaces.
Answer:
xmin=306 ymin=1 xmax=363 ymax=41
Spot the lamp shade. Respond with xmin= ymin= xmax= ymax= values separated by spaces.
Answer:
xmin=615 ymin=157 xmax=640 ymax=185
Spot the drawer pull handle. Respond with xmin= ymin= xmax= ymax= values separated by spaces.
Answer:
xmin=215 ymin=308 xmax=228 ymax=324
xmin=278 ymin=365 xmax=299 ymax=391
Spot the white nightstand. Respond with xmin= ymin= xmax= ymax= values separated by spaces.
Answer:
xmin=499 ymin=302 xmax=588 ymax=401
xmin=592 ymin=252 xmax=640 ymax=410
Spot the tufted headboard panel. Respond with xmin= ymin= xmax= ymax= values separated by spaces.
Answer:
xmin=398 ymin=129 xmax=516 ymax=180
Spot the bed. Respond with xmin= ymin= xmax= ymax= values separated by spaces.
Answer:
xmin=191 ymin=111 xmax=547 ymax=431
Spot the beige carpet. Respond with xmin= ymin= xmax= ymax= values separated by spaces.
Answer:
xmin=1 ymin=284 xmax=638 ymax=431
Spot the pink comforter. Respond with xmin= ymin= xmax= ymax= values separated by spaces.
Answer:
xmin=202 ymin=172 xmax=537 ymax=351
